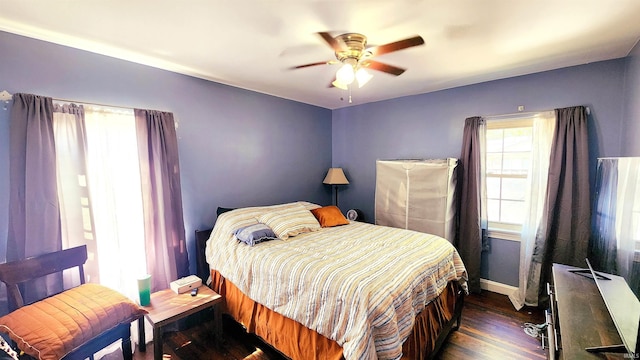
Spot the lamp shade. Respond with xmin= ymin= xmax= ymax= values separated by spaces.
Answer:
xmin=331 ymin=79 xmax=349 ymax=90
xmin=323 ymin=168 xmax=349 ymax=185
xmin=356 ymin=68 xmax=372 ymax=88
xmin=335 ymin=63 xmax=355 ymax=85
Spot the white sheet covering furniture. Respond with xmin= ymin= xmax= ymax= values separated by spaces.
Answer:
xmin=375 ymin=159 xmax=458 ymax=242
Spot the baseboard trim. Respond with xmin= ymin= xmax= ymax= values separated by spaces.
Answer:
xmin=480 ymin=278 xmax=517 ymax=296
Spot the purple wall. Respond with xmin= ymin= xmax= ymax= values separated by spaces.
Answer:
xmin=0 ymin=29 xmax=636 ymax=287
xmin=623 ymin=41 xmax=640 ymax=155
xmin=0 ymin=31 xmax=333 ymax=272
xmin=332 ymin=60 xmax=627 ymax=286
xmin=333 ymin=60 xmax=626 ymax=222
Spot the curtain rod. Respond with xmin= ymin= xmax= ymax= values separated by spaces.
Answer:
xmin=482 ymin=106 xmax=591 ymax=120
xmin=1 ymin=89 xmax=170 ymax=113
xmin=54 ymin=96 xmax=171 ymax=114
xmin=483 ymin=110 xmax=550 ymax=120
xmin=52 ymin=97 xmax=138 ymax=111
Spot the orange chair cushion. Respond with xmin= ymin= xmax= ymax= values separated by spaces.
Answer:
xmin=0 ymin=283 xmax=147 ymax=360
xmin=311 ymin=205 xmax=350 ymax=227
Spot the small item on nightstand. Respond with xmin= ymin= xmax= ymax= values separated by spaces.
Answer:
xmin=170 ymin=275 xmax=202 ymax=294
xmin=137 ymin=274 xmax=152 ymax=306
xmin=191 ymin=288 xmax=198 ymax=296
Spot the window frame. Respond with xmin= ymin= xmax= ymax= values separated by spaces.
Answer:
xmin=485 ymin=117 xmax=535 ymax=241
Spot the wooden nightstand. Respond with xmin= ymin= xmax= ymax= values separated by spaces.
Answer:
xmin=138 ymin=285 xmax=222 ymax=360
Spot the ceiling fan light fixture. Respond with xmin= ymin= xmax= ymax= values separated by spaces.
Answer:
xmin=331 ymin=79 xmax=349 ymax=90
xmin=356 ymin=68 xmax=372 ymax=88
xmin=335 ymin=63 xmax=355 ymax=85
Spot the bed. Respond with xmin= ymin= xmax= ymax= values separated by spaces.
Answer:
xmin=204 ymin=201 xmax=468 ymax=360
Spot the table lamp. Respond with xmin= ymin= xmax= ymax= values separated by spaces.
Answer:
xmin=323 ymin=168 xmax=349 ymax=207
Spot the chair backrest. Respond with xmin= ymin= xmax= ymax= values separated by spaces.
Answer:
xmin=0 ymin=245 xmax=88 ymax=309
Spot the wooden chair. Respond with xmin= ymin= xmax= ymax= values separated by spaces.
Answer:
xmin=0 ymin=245 xmax=138 ymax=360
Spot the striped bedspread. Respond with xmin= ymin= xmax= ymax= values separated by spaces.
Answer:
xmin=205 ymin=202 xmax=468 ymax=360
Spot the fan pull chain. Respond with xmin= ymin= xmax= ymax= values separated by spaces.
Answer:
xmin=349 ymin=86 xmax=352 ymax=104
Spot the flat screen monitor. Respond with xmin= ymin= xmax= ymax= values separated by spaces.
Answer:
xmin=586 ymin=258 xmax=640 ymax=357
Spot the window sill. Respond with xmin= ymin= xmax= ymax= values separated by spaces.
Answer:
xmin=487 ymin=229 xmax=521 ymax=242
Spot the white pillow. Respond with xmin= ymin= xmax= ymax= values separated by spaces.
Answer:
xmin=257 ymin=206 xmax=321 ymax=240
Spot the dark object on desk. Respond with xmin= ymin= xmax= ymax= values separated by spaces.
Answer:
xmin=191 ymin=287 xmax=198 ymax=296
xmin=567 ymin=267 xmax=611 ymax=281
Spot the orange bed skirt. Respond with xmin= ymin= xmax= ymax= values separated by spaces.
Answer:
xmin=210 ymin=270 xmax=462 ymax=360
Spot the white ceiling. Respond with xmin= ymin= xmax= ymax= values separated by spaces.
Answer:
xmin=1 ymin=1 xmax=640 ymax=110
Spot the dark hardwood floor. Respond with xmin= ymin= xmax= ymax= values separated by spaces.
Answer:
xmin=437 ymin=291 xmax=546 ymax=360
xmin=133 ymin=291 xmax=547 ymax=360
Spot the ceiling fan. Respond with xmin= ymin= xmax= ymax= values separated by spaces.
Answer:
xmin=293 ymin=32 xmax=425 ymax=90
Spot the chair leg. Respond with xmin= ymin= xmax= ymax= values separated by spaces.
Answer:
xmin=122 ymin=337 xmax=133 ymax=360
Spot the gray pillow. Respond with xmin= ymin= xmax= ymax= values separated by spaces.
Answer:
xmin=233 ymin=223 xmax=277 ymax=246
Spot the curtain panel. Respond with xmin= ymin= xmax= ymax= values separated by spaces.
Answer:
xmin=52 ymin=103 xmax=101 ymax=286
xmin=509 ymin=111 xmax=556 ymax=310
xmin=457 ymin=116 xmax=486 ymax=294
xmin=7 ymin=93 xmax=63 ymax=308
xmin=134 ymin=109 xmax=189 ymax=292
xmin=530 ymin=105 xmax=591 ymax=306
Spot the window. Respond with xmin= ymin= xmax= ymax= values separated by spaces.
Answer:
xmin=54 ymin=105 xmax=147 ymax=298
xmin=486 ymin=119 xmax=533 ymax=235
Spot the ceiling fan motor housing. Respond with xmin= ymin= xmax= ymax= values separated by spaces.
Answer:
xmin=335 ymin=33 xmax=369 ymax=63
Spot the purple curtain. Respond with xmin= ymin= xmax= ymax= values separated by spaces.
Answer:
xmin=531 ymin=105 xmax=591 ymax=304
xmin=7 ymin=93 xmax=62 ymax=309
xmin=134 ymin=109 xmax=189 ymax=292
xmin=457 ymin=116 xmax=485 ymax=294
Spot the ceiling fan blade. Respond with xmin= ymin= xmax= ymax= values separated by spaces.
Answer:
xmin=364 ymin=60 xmax=406 ymax=76
xmin=291 ymin=61 xmax=332 ymax=69
xmin=317 ymin=32 xmax=343 ymax=52
xmin=368 ymin=35 xmax=424 ymax=57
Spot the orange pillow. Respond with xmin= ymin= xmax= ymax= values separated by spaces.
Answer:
xmin=0 ymin=283 xmax=147 ymax=360
xmin=311 ymin=206 xmax=350 ymax=227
